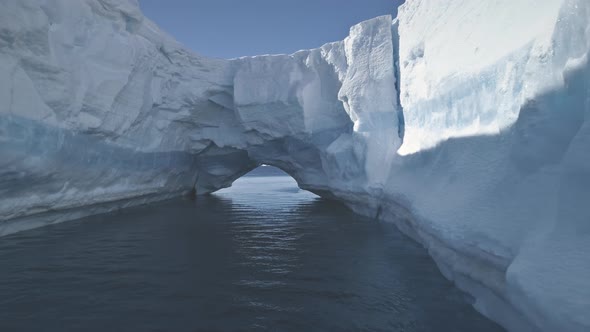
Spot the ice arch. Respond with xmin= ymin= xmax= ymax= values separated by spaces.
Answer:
xmin=0 ymin=2 xmax=401 ymax=234
xmin=190 ymin=16 xmax=403 ymax=198
xmin=2 ymin=1 xmax=590 ymax=331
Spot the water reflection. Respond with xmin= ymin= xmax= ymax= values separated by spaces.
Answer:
xmin=0 ymin=175 xmax=503 ymax=331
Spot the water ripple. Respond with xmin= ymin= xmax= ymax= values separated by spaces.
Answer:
xmin=0 ymin=175 xmax=504 ymax=331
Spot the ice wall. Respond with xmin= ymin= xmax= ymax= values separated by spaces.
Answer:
xmin=0 ymin=0 xmax=398 ymax=233
xmin=365 ymin=0 xmax=590 ymax=331
xmin=1 ymin=0 xmax=589 ymax=331
xmin=397 ymin=0 xmax=578 ymax=155
xmin=0 ymin=0 xmax=233 ymax=232
xmin=393 ymin=1 xmax=589 ymax=330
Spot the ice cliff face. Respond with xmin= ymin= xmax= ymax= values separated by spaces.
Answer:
xmin=0 ymin=0 xmax=400 ymax=231
xmin=386 ymin=1 xmax=590 ymax=331
xmin=1 ymin=0 xmax=589 ymax=331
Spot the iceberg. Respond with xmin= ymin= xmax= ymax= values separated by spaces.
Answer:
xmin=0 ymin=0 xmax=589 ymax=331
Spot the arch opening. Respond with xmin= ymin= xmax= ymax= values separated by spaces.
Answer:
xmin=213 ymin=165 xmax=320 ymax=200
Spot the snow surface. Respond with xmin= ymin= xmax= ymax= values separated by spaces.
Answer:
xmin=1 ymin=0 xmax=589 ymax=331
xmin=388 ymin=1 xmax=590 ymax=331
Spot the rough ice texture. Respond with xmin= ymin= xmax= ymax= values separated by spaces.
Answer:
xmin=0 ymin=0 xmax=589 ymax=331
xmin=389 ymin=1 xmax=590 ymax=331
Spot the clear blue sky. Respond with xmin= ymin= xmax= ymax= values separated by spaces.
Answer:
xmin=139 ymin=0 xmax=403 ymax=59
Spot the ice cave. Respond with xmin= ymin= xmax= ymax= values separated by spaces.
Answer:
xmin=1 ymin=0 xmax=589 ymax=331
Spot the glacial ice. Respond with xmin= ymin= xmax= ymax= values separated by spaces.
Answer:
xmin=0 ymin=0 xmax=589 ymax=331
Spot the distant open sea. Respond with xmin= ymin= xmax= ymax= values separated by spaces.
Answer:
xmin=0 ymin=167 xmax=503 ymax=331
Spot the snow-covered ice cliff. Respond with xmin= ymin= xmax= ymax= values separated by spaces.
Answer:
xmin=1 ymin=0 xmax=589 ymax=331
xmin=385 ymin=1 xmax=590 ymax=331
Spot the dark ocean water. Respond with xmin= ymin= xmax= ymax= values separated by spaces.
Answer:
xmin=0 ymin=167 xmax=503 ymax=331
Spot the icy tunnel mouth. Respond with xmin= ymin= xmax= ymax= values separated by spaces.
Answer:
xmin=238 ymin=165 xmax=296 ymax=178
xmin=214 ymin=165 xmax=320 ymax=199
